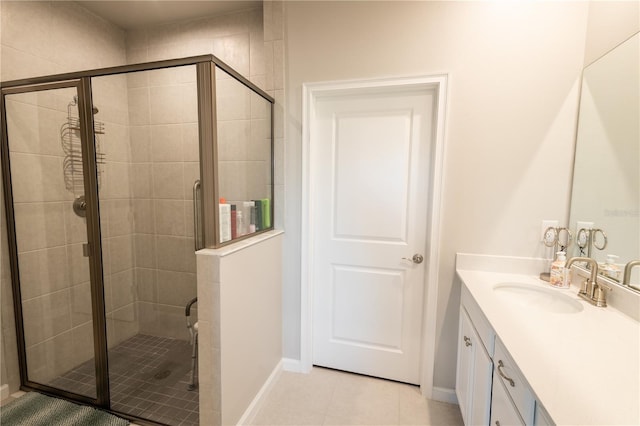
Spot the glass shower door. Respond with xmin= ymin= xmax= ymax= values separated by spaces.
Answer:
xmin=91 ymin=65 xmax=200 ymax=425
xmin=3 ymin=82 xmax=99 ymax=399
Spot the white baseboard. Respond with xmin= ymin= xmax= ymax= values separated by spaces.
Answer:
xmin=236 ymin=359 xmax=283 ymax=426
xmin=282 ymin=357 xmax=306 ymax=373
xmin=432 ymin=386 xmax=458 ymax=405
xmin=0 ymin=384 xmax=8 ymax=401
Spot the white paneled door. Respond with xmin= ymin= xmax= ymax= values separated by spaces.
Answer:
xmin=311 ymin=85 xmax=434 ymax=384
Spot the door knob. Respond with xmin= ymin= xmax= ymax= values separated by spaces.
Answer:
xmin=402 ymin=254 xmax=424 ymax=264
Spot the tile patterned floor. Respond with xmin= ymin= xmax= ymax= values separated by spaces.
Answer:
xmin=250 ymin=367 xmax=464 ymax=426
xmin=50 ymin=334 xmax=198 ymax=426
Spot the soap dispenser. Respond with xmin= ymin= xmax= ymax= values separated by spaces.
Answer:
xmin=600 ymin=254 xmax=621 ymax=281
xmin=550 ymin=251 xmax=568 ymax=288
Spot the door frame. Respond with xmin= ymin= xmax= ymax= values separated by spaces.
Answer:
xmin=299 ymin=75 xmax=448 ymax=399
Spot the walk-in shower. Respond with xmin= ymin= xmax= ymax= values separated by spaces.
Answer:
xmin=0 ymin=56 xmax=274 ymax=425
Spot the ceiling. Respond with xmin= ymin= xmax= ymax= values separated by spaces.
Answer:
xmin=76 ymin=0 xmax=262 ymax=30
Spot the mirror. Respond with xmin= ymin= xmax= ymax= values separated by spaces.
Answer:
xmin=569 ymin=32 xmax=639 ymax=288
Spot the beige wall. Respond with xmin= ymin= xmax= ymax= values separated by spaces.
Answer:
xmin=583 ymin=1 xmax=639 ymax=66
xmin=283 ymin=0 xmax=591 ymax=391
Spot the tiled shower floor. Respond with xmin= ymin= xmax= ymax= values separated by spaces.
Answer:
xmin=49 ymin=334 xmax=199 ymax=426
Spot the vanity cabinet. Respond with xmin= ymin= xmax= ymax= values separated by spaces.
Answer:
xmin=456 ymin=288 xmax=494 ymax=426
xmin=457 ymin=285 xmax=553 ymax=426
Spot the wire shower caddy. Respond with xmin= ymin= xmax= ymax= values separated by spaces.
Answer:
xmin=60 ymin=95 xmax=105 ymax=195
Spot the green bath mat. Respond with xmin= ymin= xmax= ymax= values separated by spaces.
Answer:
xmin=0 ymin=392 xmax=129 ymax=426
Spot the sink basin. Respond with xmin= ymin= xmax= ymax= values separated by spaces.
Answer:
xmin=493 ymin=282 xmax=584 ymax=314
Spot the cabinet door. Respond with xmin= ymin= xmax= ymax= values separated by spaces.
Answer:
xmin=471 ymin=337 xmax=493 ymax=424
xmin=491 ymin=374 xmax=525 ymax=426
xmin=456 ymin=308 xmax=475 ymax=425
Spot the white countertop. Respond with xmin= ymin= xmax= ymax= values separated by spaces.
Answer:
xmin=456 ymin=254 xmax=640 ymax=426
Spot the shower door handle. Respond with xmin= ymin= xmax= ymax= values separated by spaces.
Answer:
xmin=193 ymin=180 xmax=203 ymax=251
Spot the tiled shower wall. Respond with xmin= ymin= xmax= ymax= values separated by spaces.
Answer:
xmin=0 ymin=1 xmax=128 ymax=391
xmin=122 ymin=5 xmax=270 ymax=340
xmin=92 ymin=76 xmax=139 ymax=350
xmin=126 ymin=66 xmax=200 ymax=340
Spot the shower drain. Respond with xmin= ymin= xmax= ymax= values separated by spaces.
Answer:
xmin=154 ymin=370 xmax=172 ymax=380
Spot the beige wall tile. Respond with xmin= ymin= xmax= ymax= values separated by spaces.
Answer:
xmin=64 ymin=206 xmax=88 ymax=244
xmin=218 ymin=161 xmax=248 ymax=202
xmin=127 ymin=69 xmax=149 ymax=89
xmin=273 ymin=40 xmax=284 ymax=90
xmin=26 ymin=330 xmax=76 ymax=385
xmin=153 ymin=163 xmax=184 ymax=199
xmin=101 ymin=239 xmax=112 ymax=278
xmin=156 ymin=270 xmax=197 ymax=307
xmin=155 ymin=235 xmax=186 ymax=272
xmin=137 ymin=301 xmax=158 ymax=336
xmin=263 ymin=41 xmax=274 ymax=91
xmin=182 ymin=123 xmax=200 ymax=162
xmin=136 ymin=268 xmax=157 ymax=303
xmin=219 ymin=33 xmax=251 ymax=78
xmin=22 ymin=289 xmax=72 ymax=347
xmin=183 ymin=162 xmax=200 ymax=201
xmin=105 ymin=162 xmax=132 ymax=199
xmin=134 ymin=234 xmax=156 ymax=269
xmin=184 ymin=239 xmax=197 ymax=273
xmin=250 ymin=31 xmax=265 ymax=78
xmin=151 ymin=124 xmax=183 ymax=162
xmin=182 ymin=83 xmax=199 ymax=124
xmin=0 ymin=45 xmax=57 ymax=82
xmin=110 ymin=269 xmax=136 ymax=310
xmin=216 ymin=78 xmax=251 ymax=121
xmin=131 ymin=163 xmax=153 ymax=198
xmin=108 ymin=199 xmax=134 ymax=238
xmin=149 ymin=85 xmax=183 ymax=125
xmin=133 ymin=199 xmax=155 ymax=234
xmin=130 ymin=125 xmax=152 ymax=162
xmin=110 ymin=303 xmax=138 ymax=344
xmin=248 ymin=119 xmax=270 ymax=162
xmin=14 ymin=202 xmax=66 ymax=252
xmin=70 ymin=282 xmax=93 ymax=327
xmin=250 ymin=91 xmax=270 ymax=119
xmin=155 ymin=304 xmax=190 ymax=340
xmin=1 ymin=1 xmax=53 ymax=58
xmin=154 ymin=199 xmax=186 ymax=237
xmin=9 ymin=153 xmax=67 ymax=203
xmin=5 ymin=100 xmax=67 ymax=157
xmin=109 ymin=235 xmax=134 ymax=274
xmin=18 ymin=246 xmax=70 ymax=300
xmin=127 ymin=87 xmax=150 ymax=126
xmin=184 ymin=200 xmax=194 ymax=238
xmin=102 ymin=124 xmax=131 ymax=163
xmin=71 ymin=322 xmax=95 ymax=367
xmin=218 ymin=120 xmax=250 ymax=161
